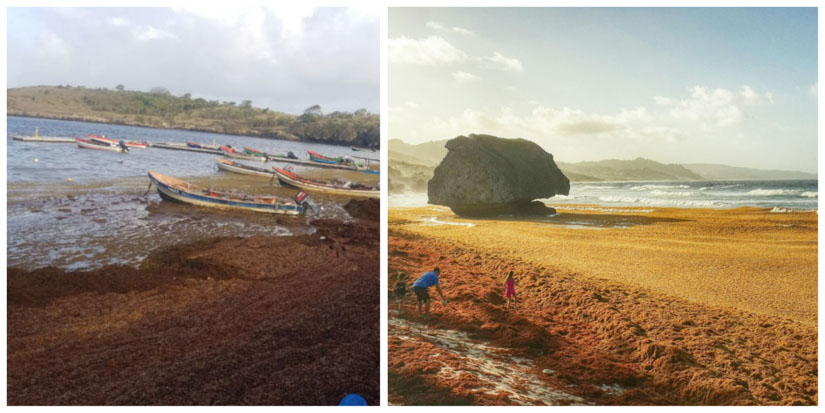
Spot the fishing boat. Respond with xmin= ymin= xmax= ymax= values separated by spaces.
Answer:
xmin=273 ymin=167 xmax=379 ymax=199
xmin=309 ymin=150 xmax=350 ymax=163
xmin=187 ymin=140 xmax=220 ymax=150
xmin=351 ymin=145 xmax=376 ymax=152
xmin=243 ymin=146 xmax=267 ymax=157
xmin=88 ymin=134 xmax=147 ymax=149
xmin=223 ymin=151 xmax=267 ymax=162
xmin=147 ymin=170 xmax=305 ymax=215
xmin=215 ymin=158 xmax=279 ymax=180
xmin=76 ymin=137 xmax=128 ymax=152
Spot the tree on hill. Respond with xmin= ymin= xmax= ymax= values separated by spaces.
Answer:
xmin=115 ymin=84 xmax=125 ymax=91
xmin=149 ymin=87 xmax=171 ymax=95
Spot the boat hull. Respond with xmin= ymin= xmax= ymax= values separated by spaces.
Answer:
xmin=77 ymin=138 xmax=126 ymax=152
xmin=273 ymin=168 xmax=379 ymax=199
xmin=89 ymin=134 xmax=146 ymax=149
xmin=215 ymin=158 xmax=279 ymax=179
xmin=223 ymin=151 xmax=267 ymax=162
xmin=148 ymin=171 xmax=301 ymax=215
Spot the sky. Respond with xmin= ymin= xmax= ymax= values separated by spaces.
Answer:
xmin=7 ymin=7 xmax=379 ymax=115
xmin=389 ymin=8 xmax=818 ymax=173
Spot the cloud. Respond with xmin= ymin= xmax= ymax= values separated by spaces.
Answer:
xmin=655 ymin=85 xmax=772 ymax=127
xmin=39 ymin=32 xmax=70 ymax=60
xmin=451 ymin=27 xmax=475 ymax=36
xmin=809 ymin=82 xmax=817 ymax=98
xmin=422 ymin=104 xmax=655 ymax=141
xmin=426 ymin=20 xmax=475 ymax=36
xmin=8 ymin=7 xmax=378 ymax=114
xmin=452 ymin=71 xmax=480 ymax=82
xmin=106 ymin=17 xmax=129 ymax=26
xmin=479 ymin=52 xmax=523 ymax=73
xmin=425 ymin=21 xmax=446 ymax=30
xmin=135 ymin=25 xmax=177 ymax=41
xmin=388 ymin=35 xmax=467 ymax=65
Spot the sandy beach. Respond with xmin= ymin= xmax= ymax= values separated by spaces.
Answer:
xmin=388 ymin=204 xmax=817 ymax=405
xmin=7 ymin=200 xmax=379 ymax=405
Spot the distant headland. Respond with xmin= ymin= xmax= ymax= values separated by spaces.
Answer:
xmin=8 ymin=85 xmax=379 ymax=148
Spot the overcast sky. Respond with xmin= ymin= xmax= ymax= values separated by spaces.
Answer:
xmin=8 ymin=7 xmax=379 ymax=114
xmin=389 ymin=8 xmax=818 ymax=173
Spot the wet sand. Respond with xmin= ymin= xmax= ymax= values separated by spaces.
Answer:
xmin=8 ymin=200 xmax=379 ymax=405
xmin=388 ymin=205 xmax=817 ymax=405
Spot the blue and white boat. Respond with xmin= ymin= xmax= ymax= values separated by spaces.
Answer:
xmin=147 ymin=170 xmax=306 ymax=215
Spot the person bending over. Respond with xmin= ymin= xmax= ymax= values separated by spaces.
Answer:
xmin=412 ymin=267 xmax=448 ymax=317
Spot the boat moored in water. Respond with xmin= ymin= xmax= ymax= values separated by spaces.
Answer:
xmin=88 ymin=134 xmax=147 ymax=149
xmin=76 ymin=137 xmax=128 ymax=152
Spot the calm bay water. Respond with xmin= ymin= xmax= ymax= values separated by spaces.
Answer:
xmin=6 ymin=116 xmax=379 ymax=271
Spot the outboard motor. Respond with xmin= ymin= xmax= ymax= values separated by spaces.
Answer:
xmin=118 ymin=140 xmax=129 ymax=152
xmin=294 ymin=191 xmax=313 ymax=214
xmin=287 ymin=151 xmax=297 ymax=159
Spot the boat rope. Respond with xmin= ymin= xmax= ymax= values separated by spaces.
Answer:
xmin=143 ymin=181 xmax=153 ymax=196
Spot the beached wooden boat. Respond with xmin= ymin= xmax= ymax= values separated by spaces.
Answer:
xmin=76 ymin=138 xmax=127 ymax=152
xmin=215 ymin=158 xmax=279 ymax=181
xmin=147 ymin=170 xmax=305 ymax=215
xmin=88 ymin=134 xmax=147 ymax=149
xmin=273 ymin=167 xmax=379 ymax=198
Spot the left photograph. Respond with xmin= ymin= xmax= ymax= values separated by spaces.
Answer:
xmin=7 ymin=7 xmax=379 ymax=405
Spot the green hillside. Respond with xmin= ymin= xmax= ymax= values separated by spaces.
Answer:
xmin=8 ymin=86 xmax=379 ymax=147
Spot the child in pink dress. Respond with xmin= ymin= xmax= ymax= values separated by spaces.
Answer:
xmin=504 ymin=271 xmax=517 ymax=310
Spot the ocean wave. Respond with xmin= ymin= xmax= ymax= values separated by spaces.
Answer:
xmin=628 ymin=184 xmax=691 ymax=191
xmin=801 ymin=191 xmax=818 ymax=198
xmin=747 ymin=189 xmax=806 ymax=196
xmin=649 ymin=190 xmax=695 ymax=197
xmin=576 ymin=185 xmax=617 ymax=190
xmin=599 ymin=196 xmax=726 ymax=207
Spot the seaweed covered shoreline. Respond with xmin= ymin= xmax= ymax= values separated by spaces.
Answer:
xmin=388 ymin=205 xmax=817 ymax=405
xmin=8 ymin=202 xmax=379 ymax=405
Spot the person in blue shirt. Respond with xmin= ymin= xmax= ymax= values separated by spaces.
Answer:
xmin=412 ymin=267 xmax=448 ymax=317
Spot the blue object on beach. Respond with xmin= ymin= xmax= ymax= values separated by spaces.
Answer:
xmin=339 ymin=393 xmax=367 ymax=406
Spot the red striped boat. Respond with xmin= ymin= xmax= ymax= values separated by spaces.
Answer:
xmin=88 ymin=134 xmax=147 ymax=149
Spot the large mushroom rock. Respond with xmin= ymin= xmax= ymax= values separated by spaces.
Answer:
xmin=427 ymin=134 xmax=570 ymax=217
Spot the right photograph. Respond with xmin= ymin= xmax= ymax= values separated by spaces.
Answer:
xmin=387 ymin=7 xmax=817 ymax=406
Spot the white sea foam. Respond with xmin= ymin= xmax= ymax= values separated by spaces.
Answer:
xmin=748 ymin=189 xmax=803 ymax=196
xmin=556 ymin=206 xmax=656 ymax=213
xmin=801 ymin=191 xmax=818 ymax=198
xmin=649 ymin=190 xmax=694 ymax=197
xmin=628 ymin=184 xmax=690 ymax=191
xmin=599 ymin=196 xmax=726 ymax=208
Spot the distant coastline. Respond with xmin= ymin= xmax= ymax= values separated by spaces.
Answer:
xmin=8 ymin=86 xmax=380 ymax=148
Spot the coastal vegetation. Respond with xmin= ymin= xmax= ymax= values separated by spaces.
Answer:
xmin=8 ymin=85 xmax=379 ymax=147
